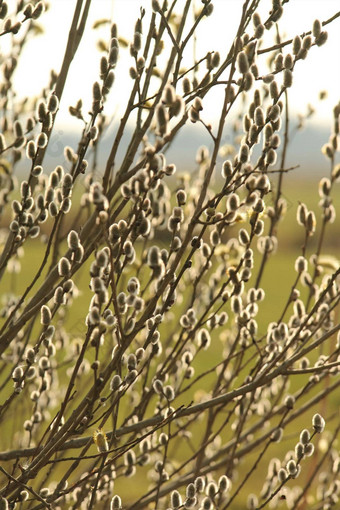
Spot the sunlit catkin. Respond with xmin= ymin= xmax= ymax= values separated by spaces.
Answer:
xmin=312 ymin=413 xmax=325 ymax=433
xmin=283 ymin=69 xmax=293 ymax=88
xmin=237 ymin=51 xmax=249 ymax=74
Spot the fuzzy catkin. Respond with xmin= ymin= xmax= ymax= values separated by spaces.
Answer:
xmin=237 ymin=51 xmax=249 ymax=74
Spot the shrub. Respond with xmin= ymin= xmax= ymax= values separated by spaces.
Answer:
xmin=0 ymin=1 xmax=339 ymax=509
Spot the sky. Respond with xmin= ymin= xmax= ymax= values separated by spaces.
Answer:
xmin=9 ymin=0 xmax=340 ymax=135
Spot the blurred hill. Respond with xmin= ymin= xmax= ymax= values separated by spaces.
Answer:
xmin=16 ymin=119 xmax=332 ymax=181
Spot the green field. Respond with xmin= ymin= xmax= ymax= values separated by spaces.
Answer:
xmin=0 ymin=176 xmax=339 ymax=509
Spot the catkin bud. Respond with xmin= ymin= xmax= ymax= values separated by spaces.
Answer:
xmin=99 ymin=55 xmax=108 ymax=79
xmin=254 ymin=24 xmax=264 ymax=39
xmin=63 ymin=279 xmax=74 ymax=293
xmin=278 ymin=468 xmax=287 ymax=483
xmin=283 ymin=69 xmax=293 ymax=88
xmin=32 ymin=1 xmax=44 ymax=19
xmin=156 ymin=104 xmax=169 ymax=136
xmin=92 ymin=82 xmax=101 ymax=102
xmin=109 ymin=43 xmax=119 ymax=67
xmin=252 ymin=12 xmax=261 ymax=27
xmin=171 ymin=490 xmax=182 ymax=509
xmin=274 ymin=53 xmax=283 ymax=71
xmin=269 ymin=81 xmax=279 ymax=100
xmin=287 ymin=459 xmax=297 ymax=476
xmin=189 ymin=106 xmax=200 ymax=124
xmin=227 ymin=193 xmax=240 ymax=211
xmin=297 ymin=203 xmax=307 ymax=226
xmin=110 ymin=374 xmax=122 ymax=391
xmin=250 ymin=63 xmax=259 ymax=78
xmin=182 ymin=77 xmax=191 ymax=94
xmin=164 ymin=385 xmax=175 ymax=401
xmin=270 ymin=427 xmax=283 ymax=443
xmin=204 ymin=3 xmax=214 ymax=16
xmin=262 ymin=73 xmax=274 ymax=84
xmin=254 ymin=106 xmax=265 ymax=127
xmin=312 ymin=19 xmax=322 ymax=38
xmin=96 ymin=249 xmax=108 ymax=267
xmin=243 ymin=114 xmax=251 ymax=132
xmin=152 ymin=0 xmax=161 ymax=12
xmin=186 ymin=483 xmax=196 ymax=499
xmin=54 ymin=286 xmax=64 ymax=304
xmin=176 ymin=189 xmax=187 ymax=206
xmin=12 ymin=366 xmax=24 ymax=381
xmin=110 ymin=495 xmax=122 ymax=509
xmin=48 ymin=201 xmax=58 ymax=217
xmin=163 ymin=83 xmax=176 ymax=106
xmin=47 ymin=93 xmax=59 ymax=113
xmin=197 ymin=328 xmax=211 ymax=349
xmin=268 ymin=104 xmax=280 ymax=122
xmin=218 ymin=475 xmax=230 ymax=492
xmin=295 ymin=256 xmax=307 ymax=273
xmin=312 ymin=413 xmax=325 ymax=433
xmin=193 ymin=97 xmax=203 ymax=112
xmin=222 ymin=160 xmax=233 ymax=178
xmin=37 ymin=132 xmax=48 ymax=148
xmin=283 ymin=53 xmax=293 ymax=69
xmin=285 ymin=395 xmax=295 ymax=409
xmin=125 ymin=369 xmax=137 ymax=384
xmin=202 ymin=497 xmax=212 ymax=510
xmin=104 ymin=70 xmax=115 ymax=90
xmin=37 ymin=100 xmax=47 ymax=122
xmin=133 ymin=31 xmax=142 ymax=53
xmin=26 ymin=140 xmax=36 ymax=159
xmin=13 ymin=120 xmax=23 ymax=139
xmin=304 ymin=443 xmax=314 ymax=456
xmin=237 ymin=51 xmax=249 ymax=74
xmin=61 ymin=197 xmax=71 ymax=214
xmin=306 ymin=211 xmax=316 ymax=234
xmin=295 ymin=442 xmax=304 ymax=459
xmin=292 ymin=35 xmax=301 ymax=55
xmin=159 ymin=432 xmax=168 ymax=446
xmin=239 ymin=228 xmax=249 ymax=245
xmin=153 ymin=379 xmax=163 ymax=394
xmin=194 ymin=477 xmax=205 ymax=493
xmin=315 ymin=31 xmax=328 ymax=46
xmin=22 ymin=4 xmax=33 ymax=18
xmin=58 ymin=257 xmax=71 ymax=277
xmin=207 ymin=482 xmax=218 ymax=499
xmin=301 ymin=35 xmax=312 ymax=51
xmin=49 ymin=171 xmax=59 ymax=189
xmin=300 ymin=429 xmax=310 ymax=444
xmin=89 ymin=126 xmax=98 ymax=141
xmin=10 ymin=220 xmax=19 ymax=232
xmin=239 ymin=143 xmax=249 ymax=163
xmin=40 ymin=305 xmax=51 ymax=325
xmin=242 ymin=72 xmax=253 ymax=91
xmin=266 ymin=148 xmax=277 ymax=166
xmin=67 ymin=230 xmax=80 ymax=250
xmin=231 ymin=296 xmax=242 ymax=314
xmin=62 ymin=173 xmax=73 ymax=196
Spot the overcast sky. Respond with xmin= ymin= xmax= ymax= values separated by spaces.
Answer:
xmin=11 ymin=0 xmax=340 ymax=132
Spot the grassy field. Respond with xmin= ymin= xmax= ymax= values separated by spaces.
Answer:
xmin=0 ymin=176 xmax=338 ymax=508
